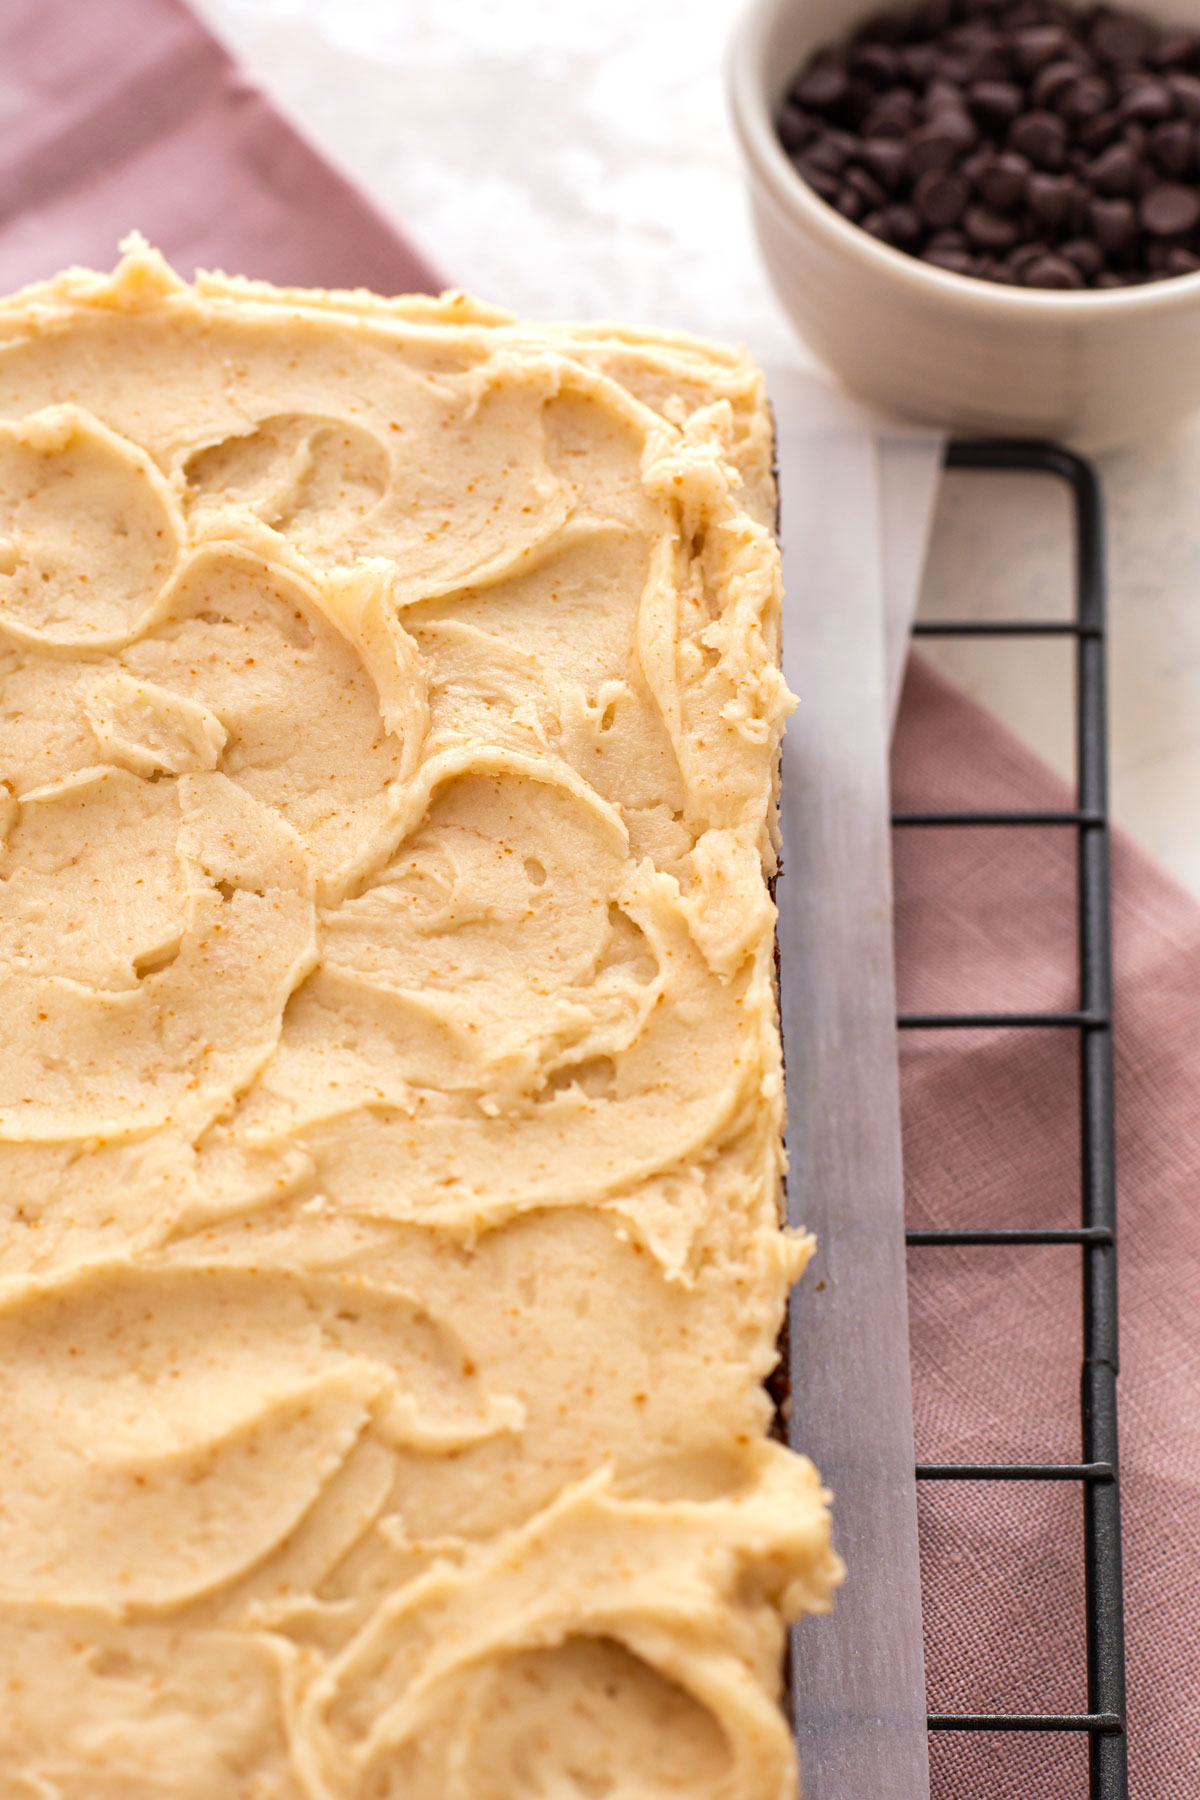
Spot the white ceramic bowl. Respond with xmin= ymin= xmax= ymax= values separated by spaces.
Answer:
xmin=729 ymin=0 xmax=1200 ymax=447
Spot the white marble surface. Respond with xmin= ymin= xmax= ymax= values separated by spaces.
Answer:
xmin=193 ymin=0 xmax=1200 ymax=900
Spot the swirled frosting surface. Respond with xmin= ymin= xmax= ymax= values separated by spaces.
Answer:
xmin=0 ymin=241 xmax=840 ymax=1799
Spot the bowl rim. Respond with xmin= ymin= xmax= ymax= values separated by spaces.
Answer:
xmin=728 ymin=0 xmax=1200 ymax=318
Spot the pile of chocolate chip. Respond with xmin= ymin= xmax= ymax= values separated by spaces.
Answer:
xmin=777 ymin=0 xmax=1200 ymax=288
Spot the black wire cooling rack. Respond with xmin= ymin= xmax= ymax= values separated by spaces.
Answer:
xmin=892 ymin=440 xmax=1128 ymax=1798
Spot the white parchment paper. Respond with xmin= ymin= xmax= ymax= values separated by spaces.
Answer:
xmin=770 ymin=365 xmax=941 ymax=1800
xmin=880 ymin=431 xmax=945 ymax=723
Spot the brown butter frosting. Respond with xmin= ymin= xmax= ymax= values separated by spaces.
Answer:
xmin=0 ymin=238 xmax=841 ymax=1799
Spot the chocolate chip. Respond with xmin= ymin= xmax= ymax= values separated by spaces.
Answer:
xmin=964 ymin=203 xmax=1020 ymax=248
xmin=859 ymin=137 xmax=909 ymax=186
xmin=1027 ymin=171 xmax=1075 ymax=226
xmin=1152 ymin=119 xmax=1193 ymax=179
xmin=907 ymin=113 xmax=979 ymax=175
xmin=849 ymin=42 xmax=900 ymax=86
xmin=1140 ymin=181 xmax=1200 ymax=236
xmin=966 ymin=42 xmax=1013 ymax=83
xmin=1112 ymin=65 xmax=1150 ymax=97
xmin=1031 ymin=59 xmax=1086 ymax=110
xmin=948 ymin=20 xmax=1000 ymax=50
xmin=926 ymin=77 xmax=968 ymax=117
xmin=1148 ymin=31 xmax=1197 ymax=71
xmin=863 ymin=91 xmax=918 ymax=137
xmin=1166 ymin=246 xmax=1200 ymax=274
xmin=1078 ymin=109 xmax=1124 ymax=152
xmin=844 ymin=164 xmax=889 ymax=209
xmin=1090 ymin=195 xmax=1138 ymax=253
xmin=796 ymin=160 xmax=843 ymax=204
xmin=1013 ymin=26 xmax=1067 ymax=73
xmin=901 ymin=43 xmax=939 ymax=85
xmin=1091 ymin=15 xmax=1150 ymax=66
xmin=1024 ymin=253 xmax=1085 ymax=287
xmin=1012 ymin=109 xmax=1069 ymax=170
xmin=777 ymin=104 xmax=816 ymax=154
xmin=924 ymin=247 xmax=976 ymax=273
xmin=805 ymin=133 xmax=852 ymax=175
xmin=1090 ymin=139 xmax=1138 ymax=195
xmin=796 ymin=56 xmax=850 ymax=111
xmin=969 ymin=79 xmax=1024 ymax=126
xmin=914 ymin=166 xmax=971 ymax=225
xmin=927 ymin=227 xmax=968 ymax=251
xmin=1168 ymin=73 xmax=1200 ymax=121
xmin=882 ymin=202 xmax=922 ymax=247
xmin=1058 ymin=76 xmax=1111 ymax=124
xmin=1121 ymin=81 xmax=1173 ymax=125
xmin=1061 ymin=237 xmax=1105 ymax=279
xmin=1095 ymin=271 xmax=1129 ymax=286
xmin=829 ymin=128 xmax=863 ymax=160
xmin=835 ymin=184 xmax=865 ymax=220
xmin=937 ymin=54 xmax=977 ymax=87
xmin=976 ymin=150 xmax=1030 ymax=210
xmin=960 ymin=146 xmax=996 ymax=186
xmin=1009 ymin=240 xmax=1051 ymax=273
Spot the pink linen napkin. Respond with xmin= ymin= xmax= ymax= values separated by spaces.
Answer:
xmin=0 ymin=0 xmax=439 ymax=295
xmin=0 ymin=0 xmax=1186 ymax=1791
xmin=894 ymin=652 xmax=1199 ymax=1799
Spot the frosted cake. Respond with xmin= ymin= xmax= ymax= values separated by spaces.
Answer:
xmin=0 ymin=239 xmax=842 ymax=1799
